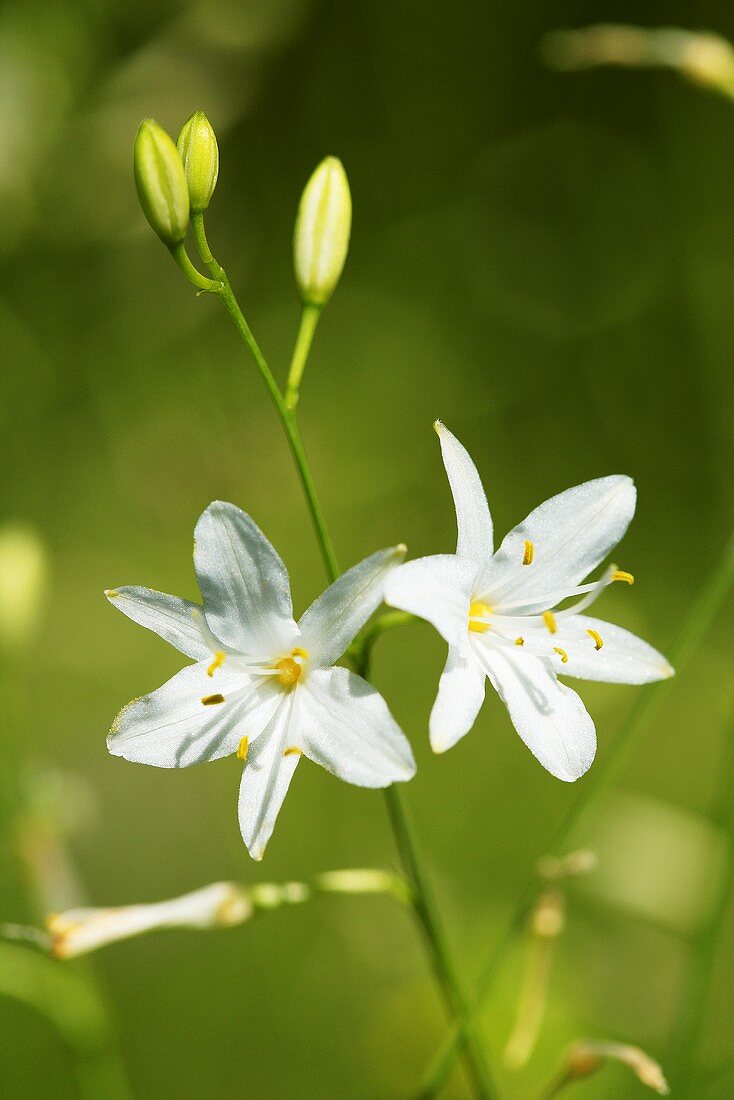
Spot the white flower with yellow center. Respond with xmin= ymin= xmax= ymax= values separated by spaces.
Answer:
xmin=384 ymin=424 xmax=673 ymax=782
xmin=106 ymin=501 xmax=415 ymax=859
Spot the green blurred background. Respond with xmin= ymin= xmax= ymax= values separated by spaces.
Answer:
xmin=1 ymin=0 xmax=734 ymax=1096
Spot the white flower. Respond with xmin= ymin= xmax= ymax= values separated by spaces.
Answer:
xmin=384 ymin=423 xmax=673 ymax=782
xmin=106 ymin=502 xmax=414 ymax=859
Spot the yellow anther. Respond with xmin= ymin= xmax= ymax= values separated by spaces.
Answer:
xmin=275 ymin=657 xmax=303 ymax=686
xmin=468 ymin=600 xmax=492 ymax=633
xmin=553 ymin=647 xmax=569 ymax=664
xmin=236 ymin=736 xmax=249 ymax=762
xmin=612 ymin=570 xmax=635 ymax=585
xmin=201 ymin=693 xmax=225 ymax=706
xmin=587 ymin=629 xmax=604 ymax=650
xmin=522 ymin=539 xmax=534 ymax=565
xmin=283 ymin=746 xmax=302 ymax=757
xmin=542 ymin=610 xmax=557 ymax=634
xmin=207 ymin=650 xmax=226 ymax=677
xmin=292 ymin=646 xmax=309 ymax=659
xmin=515 ymin=636 xmax=525 ymax=646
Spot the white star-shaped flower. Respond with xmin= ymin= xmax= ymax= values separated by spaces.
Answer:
xmin=384 ymin=423 xmax=673 ymax=782
xmin=106 ymin=502 xmax=415 ymax=859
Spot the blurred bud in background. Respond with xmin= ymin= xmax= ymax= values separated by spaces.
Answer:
xmin=0 ymin=523 xmax=48 ymax=651
xmin=564 ymin=1040 xmax=669 ymax=1094
xmin=134 ymin=118 xmax=190 ymax=246
xmin=47 ymin=881 xmax=252 ymax=959
xmin=177 ymin=110 xmax=219 ymax=213
xmin=293 ymin=156 xmax=351 ymax=306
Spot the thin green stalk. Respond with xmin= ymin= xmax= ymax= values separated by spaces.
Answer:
xmin=671 ymin=723 xmax=734 ymax=1095
xmin=285 ymin=304 xmax=321 ymax=410
xmin=189 ymin=211 xmax=494 ymax=1096
xmin=420 ymin=531 xmax=734 ymax=1097
xmin=191 ymin=213 xmax=339 ymax=580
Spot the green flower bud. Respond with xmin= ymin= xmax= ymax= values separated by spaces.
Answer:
xmin=293 ymin=156 xmax=351 ymax=306
xmin=134 ymin=118 xmax=189 ymax=246
xmin=177 ymin=111 xmax=219 ymax=212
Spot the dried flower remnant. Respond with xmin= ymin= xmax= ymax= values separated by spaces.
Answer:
xmin=557 ymin=1040 xmax=670 ymax=1095
xmin=543 ymin=24 xmax=734 ymax=99
xmin=504 ymin=891 xmax=565 ymax=1069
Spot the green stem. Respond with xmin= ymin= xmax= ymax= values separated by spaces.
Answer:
xmin=285 ymin=304 xmax=322 ymax=410
xmin=169 ymin=242 xmax=218 ymax=292
xmin=420 ymin=531 xmax=734 ymax=1098
xmin=190 ymin=210 xmax=494 ymax=1097
xmin=360 ymin=652 xmax=497 ymax=1100
xmin=191 ymin=214 xmax=339 ymax=581
xmin=672 ymin=722 xmax=734 ymax=1095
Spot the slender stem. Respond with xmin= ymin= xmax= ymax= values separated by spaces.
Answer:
xmin=191 ymin=214 xmax=339 ymax=580
xmin=285 ymin=304 xmax=321 ymax=410
xmin=671 ymin=723 xmax=734 ymax=1095
xmin=420 ymin=531 xmax=734 ymax=1097
xmin=169 ymin=242 xmax=218 ymax=292
xmin=360 ymin=651 xmax=497 ymax=1100
xmin=189 ymin=210 xmax=495 ymax=1097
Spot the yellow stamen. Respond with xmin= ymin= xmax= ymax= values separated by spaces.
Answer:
xmin=275 ymin=657 xmax=303 ymax=686
xmin=542 ymin=611 xmax=557 ymax=634
xmin=236 ymin=736 xmax=249 ymax=762
xmin=207 ymin=650 xmax=226 ymax=677
xmin=515 ymin=637 xmax=525 ymax=646
xmin=292 ymin=646 xmax=309 ymax=659
xmin=553 ymin=647 xmax=569 ymax=664
xmin=612 ymin=570 xmax=635 ymax=585
xmin=522 ymin=539 xmax=534 ymax=565
xmin=283 ymin=746 xmax=302 ymax=757
xmin=201 ymin=693 xmax=225 ymax=706
xmin=587 ymin=629 xmax=604 ymax=650
xmin=468 ymin=600 xmax=492 ymax=633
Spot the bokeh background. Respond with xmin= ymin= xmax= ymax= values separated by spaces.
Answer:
xmin=1 ymin=0 xmax=733 ymax=1096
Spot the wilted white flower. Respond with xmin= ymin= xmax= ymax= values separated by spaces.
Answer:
xmin=385 ymin=423 xmax=673 ymax=781
xmin=106 ymin=502 xmax=414 ymax=859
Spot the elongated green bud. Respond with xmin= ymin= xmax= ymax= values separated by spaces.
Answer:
xmin=134 ymin=118 xmax=189 ymax=245
xmin=293 ymin=156 xmax=351 ymax=306
xmin=177 ymin=111 xmax=219 ymax=212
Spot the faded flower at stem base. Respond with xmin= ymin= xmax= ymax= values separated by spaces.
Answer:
xmin=385 ymin=423 xmax=673 ymax=781
xmin=105 ymin=502 xmax=414 ymax=859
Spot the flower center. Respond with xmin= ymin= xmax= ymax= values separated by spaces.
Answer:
xmin=274 ymin=646 xmax=309 ymax=687
xmin=468 ymin=600 xmax=492 ymax=633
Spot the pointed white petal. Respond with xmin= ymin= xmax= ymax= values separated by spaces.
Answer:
xmin=194 ymin=501 xmax=298 ymax=656
xmin=474 ymin=644 xmax=596 ymax=782
xmin=299 ymin=545 xmax=407 ymax=668
xmin=435 ymin=421 xmax=493 ymax=562
xmin=105 ymin=586 xmax=209 ymax=661
xmin=482 ymin=476 xmax=636 ymax=609
xmin=552 ymin=615 xmax=674 ymax=684
xmin=429 ymin=646 xmax=486 ymax=753
xmin=297 ymin=668 xmax=415 ymax=786
xmin=238 ymin=698 xmax=300 ymax=860
xmin=384 ymin=554 xmax=477 ymax=651
xmin=107 ymin=662 xmax=279 ymax=768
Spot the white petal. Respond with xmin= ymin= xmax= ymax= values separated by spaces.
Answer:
xmin=474 ymin=644 xmax=596 ymax=782
xmin=194 ymin=501 xmax=298 ymax=656
xmin=238 ymin=697 xmax=300 ymax=860
xmin=107 ymin=662 xmax=279 ymax=768
xmin=384 ymin=554 xmax=478 ymax=651
xmin=429 ymin=646 xmax=486 ymax=753
xmin=297 ymin=668 xmax=415 ymax=786
xmin=482 ymin=476 xmax=636 ymax=610
xmin=552 ymin=615 xmax=674 ymax=684
xmin=435 ymin=421 xmax=493 ymax=562
xmin=298 ymin=545 xmax=407 ymax=668
xmin=105 ymin=586 xmax=209 ymax=661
